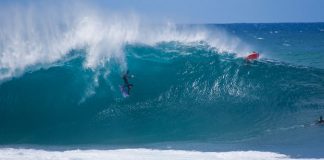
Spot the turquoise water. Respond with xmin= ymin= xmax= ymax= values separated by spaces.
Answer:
xmin=1 ymin=23 xmax=324 ymax=158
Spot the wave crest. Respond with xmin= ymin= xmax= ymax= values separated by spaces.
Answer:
xmin=0 ymin=2 xmax=249 ymax=81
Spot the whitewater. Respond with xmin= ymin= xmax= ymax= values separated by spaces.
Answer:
xmin=1 ymin=2 xmax=324 ymax=160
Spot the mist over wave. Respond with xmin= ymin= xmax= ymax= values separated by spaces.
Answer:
xmin=0 ymin=2 xmax=248 ymax=81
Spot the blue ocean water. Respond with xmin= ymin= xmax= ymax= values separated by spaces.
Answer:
xmin=1 ymin=15 xmax=324 ymax=159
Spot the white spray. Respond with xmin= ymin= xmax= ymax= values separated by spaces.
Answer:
xmin=0 ymin=1 xmax=250 ymax=82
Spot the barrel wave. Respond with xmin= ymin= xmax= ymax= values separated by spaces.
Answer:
xmin=1 ymin=40 xmax=324 ymax=145
xmin=1 ymin=4 xmax=324 ymax=158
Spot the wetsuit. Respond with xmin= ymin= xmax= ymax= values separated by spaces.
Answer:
xmin=122 ymin=73 xmax=133 ymax=94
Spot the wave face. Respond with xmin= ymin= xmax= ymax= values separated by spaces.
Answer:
xmin=1 ymin=2 xmax=324 ymax=158
xmin=1 ymin=40 xmax=324 ymax=145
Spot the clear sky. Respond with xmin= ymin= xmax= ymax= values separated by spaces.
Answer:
xmin=2 ymin=0 xmax=324 ymax=24
xmin=96 ymin=0 xmax=324 ymax=23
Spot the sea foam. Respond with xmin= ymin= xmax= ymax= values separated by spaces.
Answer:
xmin=0 ymin=1 xmax=249 ymax=81
xmin=0 ymin=148 xmax=317 ymax=160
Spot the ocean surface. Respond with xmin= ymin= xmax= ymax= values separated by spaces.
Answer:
xmin=0 ymin=6 xmax=324 ymax=159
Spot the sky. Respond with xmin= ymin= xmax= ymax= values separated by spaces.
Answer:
xmin=98 ymin=0 xmax=324 ymax=23
xmin=2 ymin=0 xmax=324 ymax=24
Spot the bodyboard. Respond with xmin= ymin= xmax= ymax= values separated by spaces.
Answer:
xmin=119 ymin=85 xmax=129 ymax=98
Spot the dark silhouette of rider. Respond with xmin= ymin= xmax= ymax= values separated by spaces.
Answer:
xmin=122 ymin=70 xmax=133 ymax=94
xmin=318 ymin=116 xmax=324 ymax=124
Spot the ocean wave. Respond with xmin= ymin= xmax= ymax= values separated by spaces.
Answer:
xmin=1 ymin=44 xmax=323 ymax=144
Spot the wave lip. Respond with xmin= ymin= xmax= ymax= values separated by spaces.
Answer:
xmin=0 ymin=2 xmax=249 ymax=82
xmin=0 ymin=148 xmax=304 ymax=160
